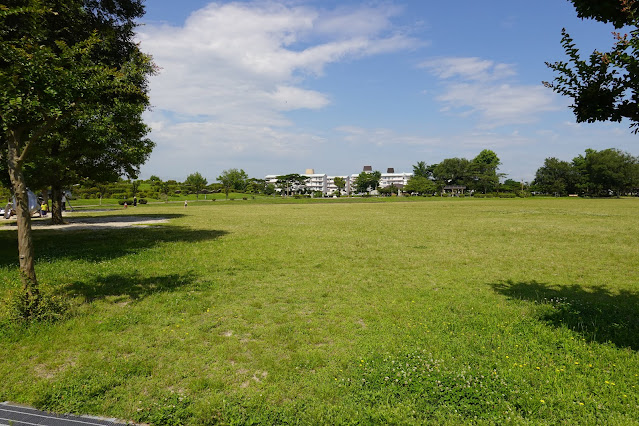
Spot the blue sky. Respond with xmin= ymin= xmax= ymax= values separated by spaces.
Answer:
xmin=137 ymin=0 xmax=638 ymax=182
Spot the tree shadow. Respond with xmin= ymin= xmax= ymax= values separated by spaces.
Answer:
xmin=64 ymin=272 xmax=197 ymax=303
xmin=0 ymin=220 xmax=227 ymax=267
xmin=491 ymin=280 xmax=639 ymax=350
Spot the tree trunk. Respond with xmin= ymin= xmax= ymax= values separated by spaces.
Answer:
xmin=6 ymin=134 xmax=39 ymax=315
xmin=50 ymin=184 xmax=65 ymax=225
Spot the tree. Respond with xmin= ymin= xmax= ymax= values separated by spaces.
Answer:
xmin=245 ymin=178 xmax=266 ymax=194
xmin=28 ymin=61 xmax=154 ymax=225
xmin=412 ymin=161 xmax=435 ymax=179
xmin=185 ymin=172 xmax=208 ymax=199
xmin=218 ymin=168 xmax=249 ymax=199
xmin=574 ymin=148 xmax=639 ymax=195
xmin=333 ymin=176 xmax=346 ymax=195
xmin=404 ymin=175 xmax=437 ymax=195
xmin=0 ymin=1 xmax=151 ymax=316
xmin=471 ymin=149 xmax=501 ymax=193
xmin=378 ymin=184 xmax=397 ymax=196
xmin=501 ymin=178 xmax=522 ymax=193
xmin=533 ymin=157 xmax=580 ymax=195
xmin=544 ymin=0 xmax=639 ymax=132
xmin=353 ymin=171 xmax=381 ymax=194
xmin=274 ymin=173 xmax=307 ymax=197
xmin=264 ymin=183 xmax=276 ymax=196
xmin=159 ymin=181 xmax=170 ymax=202
xmin=432 ymin=158 xmax=472 ymax=187
xmin=131 ymin=180 xmax=141 ymax=197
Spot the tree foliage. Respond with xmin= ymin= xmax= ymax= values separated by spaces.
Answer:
xmin=353 ymin=171 xmax=381 ymax=194
xmin=412 ymin=161 xmax=435 ymax=179
xmin=218 ymin=168 xmax=248 ymax=199
xmin=533 ymin=157 xmax=581 ymax=195
xmin=544 ymin=0 xmax=639 ymax=132
xmin=568 ymin=0 xmax=637 ymax=28
xmin=534 ymin=148 xmax=639 ymax=196
xmin=185 ymin=172 xmax=208 ymax=199
xmin=432 ymin=158 xmax=472 ymax=187
xmin=404 ymin=175 xmax=437 ymax=195
xmin=274 ymin=173 xmax=308 ymax=197
xmin=0 ymin=0 xmax=152 ymax=317
xmin=333 ymin=176 xmax=346 ymax=195
xmin=471 ymin=149 xmax=501 ymax=193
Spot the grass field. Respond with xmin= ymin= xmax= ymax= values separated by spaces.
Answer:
xmin=0 ymin=197 xmax=638 ymax=424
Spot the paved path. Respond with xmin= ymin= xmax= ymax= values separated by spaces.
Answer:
xmin=0 ymin=403 xmax=130 ymax=426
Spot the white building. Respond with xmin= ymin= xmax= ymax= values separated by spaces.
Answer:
xmin=303 ymin=169 xmax=327 ymax=194
xmin=380 ymin=168 xmax=412 ymax=189
xmin=265 ymin=166 xmax=412 ymax=195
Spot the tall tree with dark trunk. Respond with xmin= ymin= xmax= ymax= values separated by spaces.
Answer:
xmin=0 ymin=1 xmax=152 ymax=317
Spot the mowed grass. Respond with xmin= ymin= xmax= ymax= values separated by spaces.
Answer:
xmin=0 ymin=197 xmax=638 ymax=424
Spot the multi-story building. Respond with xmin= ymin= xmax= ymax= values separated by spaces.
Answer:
xmin=303 ymin=169 xmax=327 ymax=194
xmin=265 ymin=166 xmax=413 ymax=195
xmin=379 ymin=168 xmax=412 ymax=189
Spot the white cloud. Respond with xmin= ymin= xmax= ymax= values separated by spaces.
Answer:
xmin=420 ymin=57 xmax=516 ymax=81
xmin=336 ymin=126 xmax=442 ymax=147
xmin=422 ymin=56 xmax=559 ymax=127
xmin=137 ymin=1 xmax=419 ymax=177
xmin=438 ymin=83 xmax=557 ymax=127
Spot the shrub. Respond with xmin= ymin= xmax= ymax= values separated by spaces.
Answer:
xmin=3 ymin=285 xmax=71 ymax=323
xmin=498 ymin=193 xmax=516 ymax=198
xmin=118 ymin=199 xmax=134 ymax=205
xmin=139 ymin=199 xmax=148 ymax=204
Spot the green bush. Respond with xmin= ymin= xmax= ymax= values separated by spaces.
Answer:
xmin=498 ymin=193 xmax=517 ymax=198
xmin=3 ymin=285 xmax=71 ymax=323
xmin=118 ymin=199 xmax=134 ymax=205
xmin=139 ymin=199 xmax=148 ymax=204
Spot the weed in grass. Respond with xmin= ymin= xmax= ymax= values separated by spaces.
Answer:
xmin=134 ymin=391 xmax=193 ymax=426
xmin=2 ymin=281 xmax=71 ymax=323
xmin=343 ymin=349 xmax=513 ymax=421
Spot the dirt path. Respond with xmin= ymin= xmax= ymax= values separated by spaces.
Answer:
xmin=1 ymin=214 xmax=169 ymax=231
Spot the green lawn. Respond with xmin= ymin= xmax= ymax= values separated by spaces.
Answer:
xmin=0 ymin=197 xmax=638 ymax=424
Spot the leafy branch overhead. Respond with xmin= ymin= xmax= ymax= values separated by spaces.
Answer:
xmin=544 ymin=0 xmax=639 ymax=132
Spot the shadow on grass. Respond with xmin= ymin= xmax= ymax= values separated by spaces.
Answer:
xmin=66 ymin=272 xmax=197 ymax=303
xmin=491 ymin=280 xmax=639 ymax=350
xmin=0 ymin=219 xmax=227 ymax=267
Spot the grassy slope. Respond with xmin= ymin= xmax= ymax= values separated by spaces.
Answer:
xmin=0 ymin=198 xmax=638 ymax=424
